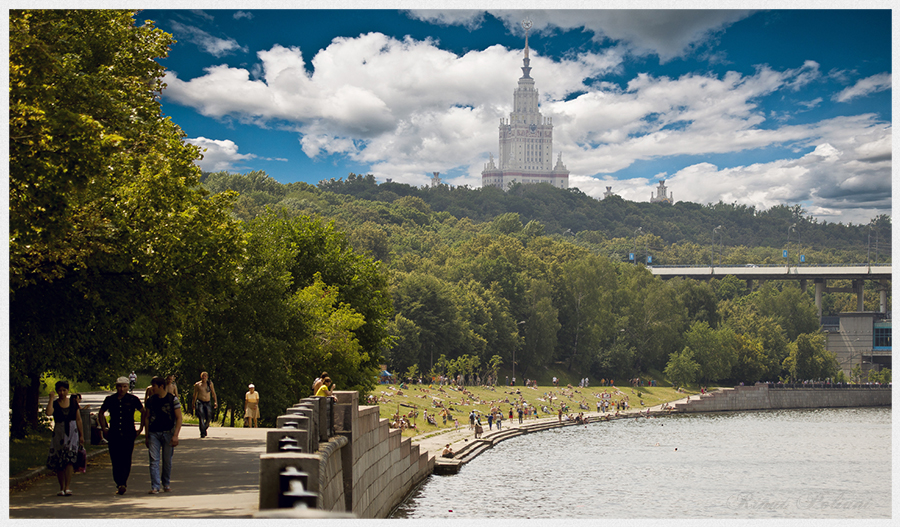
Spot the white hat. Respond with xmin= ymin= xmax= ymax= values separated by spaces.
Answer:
xmin=248 ymin=383 xmax=255 ymax=388
xmin=116 ymin=377 xmax=130 ymax=385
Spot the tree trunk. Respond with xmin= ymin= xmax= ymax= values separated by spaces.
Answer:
xmin=27 ymin=373 xmax=42 ymax=429
xmin=229 ymin=407 xmax=235 ymax=427
xmin=10 ymin=385 xmax=28 ymax=439
xmin=10 ymin=371 xmax=43 ymax=438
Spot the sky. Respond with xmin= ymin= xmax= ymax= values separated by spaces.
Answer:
xmin=134 ymin=4 xmax=894 ymax=225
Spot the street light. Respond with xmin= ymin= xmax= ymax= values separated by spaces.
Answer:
xmin=516 ymin=320 xmax=526 ymax=385
xmin=787 ymin=223 xmax=796 ymax=268
xmin=712 ymin=225 xmax=724 ymax=267
xmin=633 ymin=227 xmax=642 ymax=264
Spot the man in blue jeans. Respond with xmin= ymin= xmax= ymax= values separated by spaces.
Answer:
xmin=144 ymin=377 xmax=182 ymax=494
xmin=191 ymin=371 xmax=217 ymax=438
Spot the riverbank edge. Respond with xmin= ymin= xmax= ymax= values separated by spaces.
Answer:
xmin=420 ymin=398 xmax=684 ymax=476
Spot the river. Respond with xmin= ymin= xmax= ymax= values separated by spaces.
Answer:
xmin=392 ymin=407 xmax=891 ymax=519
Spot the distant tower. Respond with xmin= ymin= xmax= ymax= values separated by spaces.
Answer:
xmin=431 ymin=172 xmax=442 ymax=187
xmin=482 ymin=19 xmax=569 ymax=191
xmin=603 ymin=186 xmax=616 ymax=199
xmin=650 ymin=180 xmax=673 ymax=204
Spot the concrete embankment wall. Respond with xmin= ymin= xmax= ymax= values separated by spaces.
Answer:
xmin=674 ymin=384 xmax=891 ymax=413
xmin=260 ymin=391 xmax=432 ymax=518
xmin=343 ymin=399 xmax=433 ymax=518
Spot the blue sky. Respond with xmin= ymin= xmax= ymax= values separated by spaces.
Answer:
xmin=136 ymin=5 xmax=893 ymax=224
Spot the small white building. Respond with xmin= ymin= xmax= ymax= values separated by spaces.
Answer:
xmin=650 ymin=180 xmax=673 ymax=204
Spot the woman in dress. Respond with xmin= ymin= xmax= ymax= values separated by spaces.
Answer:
xmin=244 ymin=384 xmax=260 ymax=428
xmin=46 ymin=380 xmax=84 ymax=496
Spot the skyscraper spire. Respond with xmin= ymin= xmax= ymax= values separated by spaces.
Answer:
xmin=521 ymin=19 xmax=532 ymax=79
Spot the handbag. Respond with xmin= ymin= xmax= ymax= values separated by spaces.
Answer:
xmin=75 ymin=446 xmax=87 ymax=473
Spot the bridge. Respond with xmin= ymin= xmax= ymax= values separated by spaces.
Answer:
xmin=649 ymin=264 xmax=891 ymax=318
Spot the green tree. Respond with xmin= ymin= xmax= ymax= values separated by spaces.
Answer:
xmin=868 ymin=368 xmax=891 ymax=384
xmin=405 ymin=364 xmax=421 ymax=383
xmin=753 ymin=284 xmax=819 ymax=340
xmin=384 ymin=314 xmax=422 ymax=375
xmin=518 ymin=279 xmax=559 ymax=376
xmin=9 ymin=10 xmax=245 ymax=436
xmin=731 ymin=334 xmax=769 ymax=383
xmin=488 ymin=355 xmax=503 ymax=385
xmin=616 ymin=265 xmax=685 ymax=372
xmin=556 ymin=256 xmax=616 ymax=371
xmin=782 ymin=332 xmax=837 ymax=381
xmin=683 ymin=321 xmax=738 ymax=384
xmin=664 ymin=347 xmax=700 ymax=388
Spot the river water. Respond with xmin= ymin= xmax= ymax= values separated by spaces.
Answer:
xmin=392 ymin=407 xmax=891 ymax=519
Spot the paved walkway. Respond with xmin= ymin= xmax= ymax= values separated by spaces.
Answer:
xmin=10 ymin=416 xmax=268 ymax=518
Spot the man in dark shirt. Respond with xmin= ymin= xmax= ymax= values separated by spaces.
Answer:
xmin=99 ymin=377 xmax=144 ymax=495
xmin=143 ymin=376 xmax=182 ymax=494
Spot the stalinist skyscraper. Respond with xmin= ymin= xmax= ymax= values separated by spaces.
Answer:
xmin=482 ymin=19 xmax=569 ymax=190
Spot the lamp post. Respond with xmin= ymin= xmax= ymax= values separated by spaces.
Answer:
xmin=867 ymin=222 xmax=872 ymax=265
xmin=633 ymin=227 xmax=642 ymax=264
xmin=712 ymin=225 xmax=724 ymax=267
xmin=516 ymin=320 xmax=526 ymax=385
xmin=786 ymin=223 xmax=796 ymax=268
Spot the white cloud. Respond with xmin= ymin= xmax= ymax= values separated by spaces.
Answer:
xmin=187 ymin=137 xmax=257 ymax=172
xmin=233 ymin=11 xmax=254 ymax=20
xmin=164 ymin=31 xmax=890 ymax=222
xmin=406 ymin=10 xmax=485 ymax=30
xmin=169 ymin=21 xmax=247 ymax=57
xmin=574 ymin=114 xmax=891 ymax=225
xmin=833 ymin=72 xmax=892 ymax=102
xmin=412 ymin=9 xmax=754 ymax=63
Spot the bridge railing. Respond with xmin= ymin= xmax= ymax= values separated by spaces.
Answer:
xmin=649 ymin=263 xmax=886 ymax=269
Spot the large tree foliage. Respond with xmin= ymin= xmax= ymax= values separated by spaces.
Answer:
xmin=194 ymin=169 xmax=888 ymax=389
xmin=9 ymin=10 xmax=245 ymax=436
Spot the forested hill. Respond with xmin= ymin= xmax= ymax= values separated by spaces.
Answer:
xmin=202 ymin=171 xmax=891 ymax=260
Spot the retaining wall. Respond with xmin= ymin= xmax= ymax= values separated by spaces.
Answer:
xmin=674 ymin=384 xmax=891 ymax=413
xmin=260 ymin=391 xmax=433 ymax=518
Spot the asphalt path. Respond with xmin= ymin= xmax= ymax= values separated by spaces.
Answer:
xmin=10 ymin=391 xmax=269 ymax=519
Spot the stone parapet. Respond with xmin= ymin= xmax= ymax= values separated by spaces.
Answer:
xmin=261 ymin=391 xmax=433 ymax=518
xmin=673 ymin=384 xmax=891 ymax=413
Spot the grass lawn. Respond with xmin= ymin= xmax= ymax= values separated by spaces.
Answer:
xmin=365 ymin=377 xmax=701 ymax=439
xmin=9 ymin=426 xmax=115 ymax=477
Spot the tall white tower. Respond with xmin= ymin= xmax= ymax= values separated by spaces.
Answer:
xmin=482 ymin=19 xmax=569 ymax=190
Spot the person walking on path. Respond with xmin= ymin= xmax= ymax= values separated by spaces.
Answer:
xmin=144 ymin=377 xmax=182 ymax=494
xmin=99 ymin=377 xmax=144 ymax=495
xmin=244 ymin=384 xmax=260 ymax=428
xmin=128 ymin=371 xmax=137 ymax=393
xmin=46 ymin=380 xmax=84 ymax=496
xmin=165 ymin=375 xmax=179 ymax=397
xmin=191 ymin=371 xmax=217 ymax=438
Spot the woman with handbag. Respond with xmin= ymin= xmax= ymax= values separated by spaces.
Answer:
xmin=46 ymin=380 xmax=85 ymax=496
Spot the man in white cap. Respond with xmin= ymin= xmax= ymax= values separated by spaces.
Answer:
xmin=99 ymin=376 xmax=145 ymax=495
